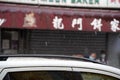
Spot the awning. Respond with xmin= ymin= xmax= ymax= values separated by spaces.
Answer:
xmin=0 ymin=3 xmax=120 ymax=32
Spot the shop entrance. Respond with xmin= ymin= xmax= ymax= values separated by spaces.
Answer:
xmin=1 ymin=29 xmax=28 ymax=54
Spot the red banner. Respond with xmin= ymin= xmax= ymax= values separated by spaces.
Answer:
xmin=0 ymin=4 xmax=120 ymax=32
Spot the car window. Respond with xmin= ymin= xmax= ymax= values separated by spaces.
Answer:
xmin=3 ymin=71 xmax=119 ymax=80
xmin=3 ymin=71 xmax=83 ymax=80
xmin=81 ymin=72 xmax=119 ymax=80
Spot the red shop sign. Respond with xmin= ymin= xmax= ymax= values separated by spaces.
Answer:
xmin=0 ymin=8 xmax=120 ymax=32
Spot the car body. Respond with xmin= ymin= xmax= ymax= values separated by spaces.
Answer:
xmin=0 ymin=55 xmax=120 ymax=80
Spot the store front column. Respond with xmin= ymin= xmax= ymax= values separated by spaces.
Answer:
xmin=0 ymin=28 xmax=1 ymax=54
xmin=108 ymin=33 xmax=120 ymax=69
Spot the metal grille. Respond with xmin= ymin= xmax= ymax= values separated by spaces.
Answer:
xmin=30 ymin=30 xmax=107 ymax=56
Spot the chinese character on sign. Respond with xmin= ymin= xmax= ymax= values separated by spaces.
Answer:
xmin=52 ymin=16 xmax=64 ymax=30
xmin=91 ymin=18 xmax=103 ymax=31
xmin=23 ymin=12 xmax=37 ymax=27
xmin=72 ymin=18 xmax=82 ymax=30
xmin=0 ymin=18 xmax=6 ymax=26
xmin=110 ymin=0 xmax=117 ymax=3
xmin=110 ymin=19 xmax=120 ymax=32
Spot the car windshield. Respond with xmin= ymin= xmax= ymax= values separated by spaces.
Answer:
xmin=3 ymin=71 xmax=119 ymax=80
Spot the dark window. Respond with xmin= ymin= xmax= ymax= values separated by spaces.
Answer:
xmin=81 ymin=72 xmax=119 ymax=80
xmin=3 ymin=71 xmax=83 ymax=80
xmin=3 ymin=71 xmax=119 ymax=80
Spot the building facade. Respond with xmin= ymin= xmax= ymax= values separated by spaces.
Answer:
xmin=0 ymin=0 xmax=120 ymax=68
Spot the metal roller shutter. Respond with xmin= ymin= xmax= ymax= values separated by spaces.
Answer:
xmin=29 ymin=30 xmax=107 ymax=56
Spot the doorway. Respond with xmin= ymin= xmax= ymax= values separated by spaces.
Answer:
xmin=1 ymin=29 xmax=28 ymax=54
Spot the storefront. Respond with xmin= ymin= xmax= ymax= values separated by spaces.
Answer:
xmin=0 ymin=1 xmax=120 ymax=68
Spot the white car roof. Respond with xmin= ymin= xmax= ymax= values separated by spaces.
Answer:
xmin=0 ymin=55 xmax=120 ymax=79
